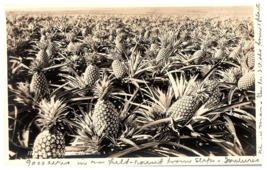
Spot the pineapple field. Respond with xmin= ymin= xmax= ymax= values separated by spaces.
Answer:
xmin=6 ymin=10 xmax=256 ymax=160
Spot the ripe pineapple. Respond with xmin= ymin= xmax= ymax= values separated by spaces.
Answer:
xmin=29 ymin=60 xmax=49 ymax=99
xmin=204 ymin=79 xmax=221 ymax=108
xmin=112 ymin=59 xmax=127 ymax=79
xmin=246 ymin=51 xmax=254 ymax=69
xmin=167 ymin=83 xmax=210 ymax=126
xmin=92 ymin=73 xmax=120 ymax=138
xmin=156 ymin=48 xmax=171 ymax=65
xmin=83 ymin=52 xmax=100 ymax=86
xmin=36 ymin=41 xmax=50 ymax=68
xmin=237 ymin=56 xmax=255 ymax=91
xmin=238 ymin=72 xmax=255 ymax=91
xmin=156 ymin=32 xmax=179 ymax=65
xmin=32 ymin=97 xmax=66 ymax=159
xmin=168 ymin=95 xmax=202 ymax=126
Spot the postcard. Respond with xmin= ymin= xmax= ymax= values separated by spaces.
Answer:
xmin=4 ymin=3 xmax=262 ymax=166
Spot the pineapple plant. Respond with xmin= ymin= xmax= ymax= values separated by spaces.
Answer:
xmin=111 ymin=52 xmax=127 ymax=79
xmin=114 ymin=34 xmax=125 ymax=55
xmin=83 ymin=52 xmax=100 ymax=86
xmin=92 ymin=72 xmax=120 ymax=138
xmin=29 ymin=60 xmax=49 ymax=100
xmin=36 ymin=41 xmax=50 ymax=68
xmin=156 ymin=31 xmax=179 ymax=65
xmin=32 ymin=96 xmax=67 ymax=159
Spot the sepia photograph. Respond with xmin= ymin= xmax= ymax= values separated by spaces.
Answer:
xmin=4 ymin=3 xmax=262 ymax=166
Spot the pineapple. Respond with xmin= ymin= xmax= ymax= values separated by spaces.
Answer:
xmin=246 ymin=51 xmax=254 ymax=69
xmin=156 ymin=32 xmax=179 ymax=65
xmin=167 ymin=82 xmax=210 ymax=126
xmin=112 ymin=60 xmax=127 ymax=79
xmin=156 ymin=48 xmax=171 ymax=65
xmin=204 ymin=79 xmax=221 ymax=108
xmin=92 ymin=72 xmax=120 ymax=138
xmin=36 ymin=41 xmax=50 ymax=68
xmin=29 ymin=60 xmax=49 ymax=99
xmin=83 ymin=52 xmax=100 ymax=86
xmin=238 ymin=72 xmax=255 ymax=91
xmin=32 ymin=97 xmax=67 ymax=159
xmin=236 ymin=54 xmax=255 ymax=91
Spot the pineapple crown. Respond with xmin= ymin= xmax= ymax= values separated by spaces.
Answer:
xmin=92 ymin=70 xmax=116 ymax=100
xmin=110 ymin=51 xmax=123 ymax=61
xmin=36 ymin=96 xmax=68 ymax=131
xmin=218 ymin=67 xmax=242 ymax=84
xmin=188 ymin=81 xmax=212 ymax=104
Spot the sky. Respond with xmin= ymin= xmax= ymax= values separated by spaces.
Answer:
xmin=4 ymin=5 xmax=253 ymax=16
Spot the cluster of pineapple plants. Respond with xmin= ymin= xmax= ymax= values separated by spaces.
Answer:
xmin=7 ymin=12 xmax=256 ymax=159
